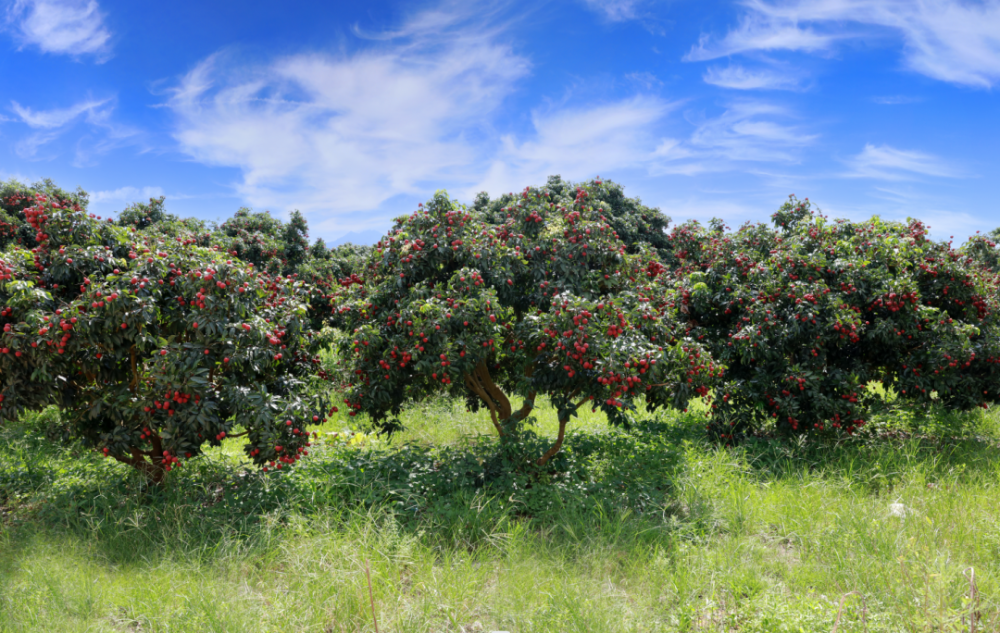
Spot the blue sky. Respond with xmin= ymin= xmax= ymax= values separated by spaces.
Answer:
xmin=1 ymin=0 xmax=998 ymax=245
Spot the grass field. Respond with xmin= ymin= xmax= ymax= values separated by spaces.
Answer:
xmin=3 ymin=397 xmax=1000 ymax=632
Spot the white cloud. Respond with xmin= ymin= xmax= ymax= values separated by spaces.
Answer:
xmin=625 ymin=71 xmax=663 ymax=89
xmin=8 ymin=96 xmax=140 ymax=164
xmin=472 ymin=97 xmax=815 ymax=187
xmin=467 ymin=96 xmax=681 ymax=198
xmin=703 ymin=64 xmax=802 ymax=90
xmin=685 ymin=12 xmax=840 ymax=61
xmin=5 ymin=0 xmax=111 ymax=58
xmin=843 ymin=143 xmax=963 ymax=180
xmin=90 ymin=186 xmax=165 ymax=205
xmin=162 ymin=3 xmax=828 ymax=235
xmin=166 ymin=7 xmax=532 ymax=234
xmin=471 ymin=96 xmax=818 ymax=191
xmin=581 ymin=0 xmax=644 ymax=21
xmin=14 ymin=130 xmax=60 ymax=159
xmin=681 ymin=101 xmax=817 ymax=165
xmin=11 ymin=96 xmax=112 ymax=128
xmin=872 ymin=95 xmax=922 ymax=104
xmin=686 ymin=0 xmax=1000 ymax=88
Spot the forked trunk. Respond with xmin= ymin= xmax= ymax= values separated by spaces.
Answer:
xmin=536 ymin=414 xmax=568 ymax=466
xmin=111 ymin=433 xmax=167 ymax=484
xmin=462 ymin=361 xmax=580 ymax=466
xmin=113 ymin=450 xmax=166 ymax=484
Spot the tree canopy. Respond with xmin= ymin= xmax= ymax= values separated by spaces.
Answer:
xmin=335 ymin=179 xmax=719 ymax=464
xmin=0 ymin=191 xmax=330 ymax=482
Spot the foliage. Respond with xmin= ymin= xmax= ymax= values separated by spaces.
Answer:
xmin=0 ymin=178 xmax=90 ymax=251
xmin=281 ymin=210 xmax=310 ymax=271
xmin=210 ymin=208 xmax=371 ymax=329
xmin=335 ymin=180 xmax=719 ymax=463
xmin=474 ymin=174 xmax=674 ymax=259
xmin=116 ymin=195 xmax=176 ymax=231
xmin=298 ymin=242 xmax=372 ymax=330
xmin=0 ymin=193 xmax=330 ymax=482
xmin=215 ymin=208 xmax=288 ymax=274
xmin=962 ymin=229 xmax=1000 ymax=273
xmin=671 ymin=196 xmax=1000 ymax=439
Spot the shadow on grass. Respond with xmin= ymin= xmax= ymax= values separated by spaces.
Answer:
xmin=0 ymin=414 xmax=709 ymax=566
xmin=724 ymin=404 xmax=1000 ymax=493
xmin=3 ymin=406 xmax=1000 ymax=570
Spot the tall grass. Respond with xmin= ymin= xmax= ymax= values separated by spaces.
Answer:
xmin=3 ymin=397 xmax=1000 ymax=631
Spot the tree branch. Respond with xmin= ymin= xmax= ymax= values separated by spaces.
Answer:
xmin=149 ymin=434 xmax=164 ymax=465
xmin=129 ymin=346 xmax=139 ymax=393
xmin=112 ymin=448 xmax=164 ymax=484
xmin=536 ymin=397 xmax=586 ymax=467
xmin=465 ymin=373 xmax=503 ymax=435
xmin=474 ymin=360 xmax=512 ymax=420
xmin=511 ymin=361 xmax=537 ymax=422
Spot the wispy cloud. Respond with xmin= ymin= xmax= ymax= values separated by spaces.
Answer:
xmin=9 ymin=96 xmax=141 ymax=163
xmin=165 ymin=5 xmax=532 ymax=233
xmin=580 ymin=0 xmax=645 ymax=22
xmin=11 ymin=96 xmax=112 ymax=128
xmin=163 ymin=2 xmax=831 ymax=234
xmin=702 ymin=64 xmax=802 ymax=90
xmin=625 ymin=71 xmax=663 ymax=89
xmin=578 ymin=0 xmax=671 ymax=34
xmin=475 ymin=98 xmax=817 ymax=185
xmin=652 ymin=101 xmax=817 ymax=175
xmin=685 ymin=0 xmax=1000 ymax=88
xmin=5 ymin=0 xmax=111 ymax=59
xmin=467 ymin=96 xmax=681 ymax=198
xmin=843 ymin=143 xmax=963 ymax=180
xmin=872 ymin=95 xmax=922 ymax=104
xmin=90 ymin=186 xmax=166 ymax=205
xmin=685 ymin=11 xmax=839 ymax=61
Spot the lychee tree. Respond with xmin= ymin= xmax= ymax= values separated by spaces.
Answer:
xmin=298 ymin=242 xmax=372 ymax=331
xmin=0 ymin=194 xmax=330 ymax=482
xmin=336 ymin=180 xmax=720 ymax=464
xmin=474 ymin=175 xmax=674 ymax=259
xmin=671 ymin=197 xmax=1000 ymax=438
xmin=1 ymin=178 xmax=90 ymax=251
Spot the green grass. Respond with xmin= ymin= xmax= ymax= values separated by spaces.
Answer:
xmin=4 ymin=398 xmax=1000 ymax=631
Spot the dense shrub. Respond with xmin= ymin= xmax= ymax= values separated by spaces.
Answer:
xmin=335 ymin=180 xmax=720 ymax=464
xmin=297 ymin=242 xmax=370 ymax=330
xmin=672 ymin=197 xmax=1000 ymax=438
xmin=114 ymin=199 xmax=371 ymax=331
xmin=0 ymin=193 xmax=330 ymax=482
xmin=962 ymin=229 xmax=1000 ymax=273
xmin=214 ymin=208 xmax=288 ymax=274
xmin=474 ymin=175 xmax=674 ymax=260
xmin=0 ymin=178 xmax=90 ymax=251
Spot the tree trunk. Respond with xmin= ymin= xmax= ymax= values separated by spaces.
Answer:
xmin=536 ymin=414 xmax=568 ymax=466
xmin=112 ymin=449 xmax=165 ymax=484
xmin=536 ymin=396 xmax=586 ymax=466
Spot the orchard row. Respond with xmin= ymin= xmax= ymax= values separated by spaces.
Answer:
xmin=2 ymin=175 xmax=999 ymax=481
